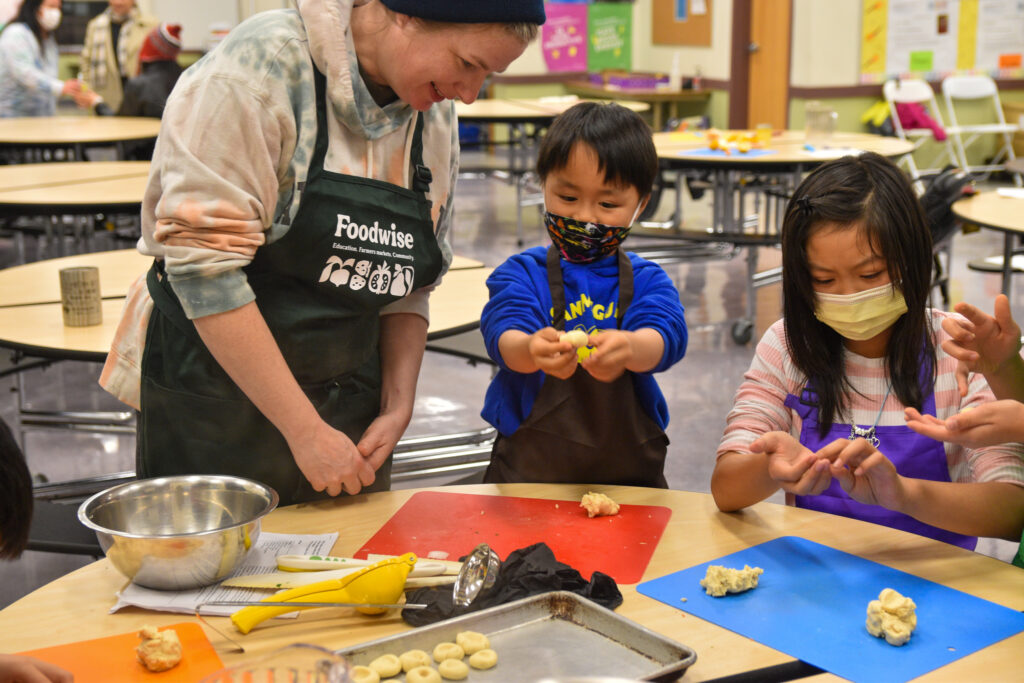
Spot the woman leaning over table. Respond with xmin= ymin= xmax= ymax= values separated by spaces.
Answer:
xmin=99 ymin=0 xmax=544 ymax=506
xmin=0 ymin=0 xmax=81 ymax=117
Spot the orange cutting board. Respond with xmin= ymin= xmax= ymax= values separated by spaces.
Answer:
xmin=355 ymin=491 xmax=672 ymax=584
xmin=18 ymin=622 xmax=223 ymax=682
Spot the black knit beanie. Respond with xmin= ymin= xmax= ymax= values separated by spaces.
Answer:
xmin=379 ymin=0 xmax=546 ymax=25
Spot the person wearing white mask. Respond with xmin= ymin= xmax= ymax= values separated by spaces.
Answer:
xmin=713 ymin=153 xmax=1024 ymax=549
xmin=79 ymin=0 xmax=157 ymax=112
xmin=479 ymin=102 xmax=688 ymax=487
xmin=0 ymin=0 xmax=81 ymax=117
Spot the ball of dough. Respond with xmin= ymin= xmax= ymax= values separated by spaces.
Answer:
xmin=135 ymin=625 xmax=182 ymax=673
xmin=468 ymin=648 xmax=498 ymax=670
xmin=405 ymin=665 xmax=441 ymax=683
xmin=431 ymin=642 xmax=464 ymax=663
xmin=559 ymin=330 xmax=589 ymax=348
xmin=369 ymin=654 xmax=403 ymax=678
xmin=454 ymin=631 xmax=489 ymax=655
xmin=351 ymin=665 xmax=381 ymax=683
xmin=437 ymin=659 xmax=469 ymax=680
xmin=399 ymin=650 xmax=432 ymax=673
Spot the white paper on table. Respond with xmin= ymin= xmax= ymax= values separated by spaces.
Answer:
xmin=996 ymin=188 xmax=1024 ymax=199
xmin=111 ymin=531 xmax=339 ymax=616
xmin=691 ymin=0 xmax=707 ymax=15
xmin=802 ymin=146 xmax=864 ymax=159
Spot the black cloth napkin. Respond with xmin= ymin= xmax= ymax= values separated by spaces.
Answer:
xmin=401 ymin=542 xmax=622 ymax=626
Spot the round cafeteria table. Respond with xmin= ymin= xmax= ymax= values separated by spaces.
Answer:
xmin=0 ymin=161 xmax=150 ymax=219
xmin=0 ymin=264 xmax=493 ymax=362
xmin=0 ymin=116 xmax=161 ymax=160
xmin=951 ymin=190 xmax=1024 ymax=296
xmin=0 ymin=249 xmax=483 ymax=309
xmin=0 ymin=484 xmax=1020 ymax=681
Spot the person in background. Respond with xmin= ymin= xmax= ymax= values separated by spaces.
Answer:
xmin=99 ymin=0 xmax=543 ymax=506
xmin=712 ymin=153 xmax=1024 ymax=550
xmin=479 ymin=102 xmax=688 ymax=486
xmin=78 ymin=0 xmax=157 ymax=113
xmin=0 ymin=418 xmax=73 ymax=682
xmin=78 ymin=22 xmax=183 ymax=118
xmin=0 ymin=0 xmax=81 ymax=117
xmin=904 ymin=294 xmax=1024 ymax=566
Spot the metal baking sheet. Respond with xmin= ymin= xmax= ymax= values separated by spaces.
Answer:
xmin=335 ymin=591 xmax=696 ymax=682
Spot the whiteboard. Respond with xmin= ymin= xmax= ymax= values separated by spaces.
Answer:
xmin=149 ymin=0 xmax=239 ymax=51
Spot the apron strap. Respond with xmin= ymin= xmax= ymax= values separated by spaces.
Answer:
xmin=545 ymin=246 xmax=635 ymax=331
xmin=310 ymin=65 xmax=431 ymax=195
xmin=146 ymin=260 xmax=203 ymax=343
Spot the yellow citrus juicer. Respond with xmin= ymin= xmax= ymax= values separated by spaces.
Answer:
xmin=228 ymin=552 xmax=417 ymax=634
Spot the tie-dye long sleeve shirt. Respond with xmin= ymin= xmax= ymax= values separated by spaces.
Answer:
xmin=100 ymin=0 xmax=457 ymax=409
xmin=0 ymin=23 xmax=62 ymax=117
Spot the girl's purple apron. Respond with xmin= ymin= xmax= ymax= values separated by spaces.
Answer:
xmin=783 ymin=365 xmax=976 ymax=549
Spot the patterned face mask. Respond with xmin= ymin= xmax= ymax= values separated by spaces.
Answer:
xmin=544 ymin=203 xmax=642 ymax=264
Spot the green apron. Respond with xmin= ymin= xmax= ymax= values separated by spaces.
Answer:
xmin=138 ymin=66 xmax=442 ymax=505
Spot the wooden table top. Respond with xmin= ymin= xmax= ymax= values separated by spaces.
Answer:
xmin=0 ymin=265 xmax=493 ymax=359
xmin=1 ymin=484 xmax=1020 ymax=681
xmin=456 ymin=97 xmax=648 ymax=123
xmin=654 ymin=130 xmax=915 ymax=167
xmin=0 ymin=250 xmax=484 ymax=309
xmin=952 ymin=190 xmax=1024 ymax=235
xmin=564 ymin=80 xmax=712 ymax=103
xmin=0 ymin=116 xmax=161 ymax=146
xmin=0 ymin=161 xmax=150 ymax=213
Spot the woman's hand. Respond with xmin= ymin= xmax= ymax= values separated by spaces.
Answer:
xmin=0 ymin=653 xmax=72 ymax=683
xmin=750 ymin=431 xmax=832 ymax=495
xmin=528 ymin=327 xmax=578 ymax=379
xmin=357 ymin=405 xmax=413 ymax=473
xmin=287 ymin=420 xmax=375 ymax=496
xmin=581 ymin=329 xmax=630 ymax=382
xmin=60 ymin=79 xmax=81 ymax=98
xmin=818 ymin=437 xmax=905 ymax=509
xmin=905 ymin=401 xmax=1024 ymax=449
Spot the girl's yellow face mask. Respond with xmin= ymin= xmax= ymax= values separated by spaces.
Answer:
xmin=814 ymin=283 xmax=908 ymax=341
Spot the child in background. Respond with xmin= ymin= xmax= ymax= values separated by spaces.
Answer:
xmin=904 ymin=294 xmax=1024 ymax=565
xmin=480 ymin=102 xmax=687 ymax=486
xmin=713 ymin=152 xmax=1024 ymax=549
xmin=0 ymin=417 xmax=73 ymax=682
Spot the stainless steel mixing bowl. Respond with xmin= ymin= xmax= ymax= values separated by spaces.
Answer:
xmin=78 ymin=475 xmax=279 ymax=591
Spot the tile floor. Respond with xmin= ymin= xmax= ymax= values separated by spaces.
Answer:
xmin=1 ymin=157 xmax=1021 ymax=611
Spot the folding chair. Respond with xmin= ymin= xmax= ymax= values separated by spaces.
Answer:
xmin=941 ymin=75 xmax=1022 ymax=186
xmin=883 ymin=78 xmax=956 ymax=189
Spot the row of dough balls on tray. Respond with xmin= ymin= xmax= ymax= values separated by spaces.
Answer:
xmin=350 ymin=631 xmax=497 ymax=683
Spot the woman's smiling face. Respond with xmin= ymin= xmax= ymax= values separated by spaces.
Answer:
xmin=369 ymin=20 xmax=527 ymax=111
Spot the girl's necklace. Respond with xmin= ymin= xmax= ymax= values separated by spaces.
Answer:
xmin=849 ymin=382 xmax=893 ymax=448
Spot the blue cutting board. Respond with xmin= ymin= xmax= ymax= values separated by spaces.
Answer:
xmin=637 ymin=536 xmax=1024 ymax=683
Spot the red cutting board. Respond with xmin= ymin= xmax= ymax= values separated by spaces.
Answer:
xmin=355 ymin=491 xmax=672 ymax=584
xmin=18 ymin=622 xmax=223 ymax=682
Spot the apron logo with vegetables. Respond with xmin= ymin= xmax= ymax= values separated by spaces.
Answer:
xmin=317 ymin=213 xmax=418 ymax=297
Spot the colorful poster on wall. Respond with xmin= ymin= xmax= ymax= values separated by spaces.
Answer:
xmin=542 ymin=4 xmax=588 ymax=73
xmin=588 ymin=2 xmax=632 ymax=71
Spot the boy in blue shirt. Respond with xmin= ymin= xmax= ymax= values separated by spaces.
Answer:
xmin=480 ymin=102 xmax=688 ymax=486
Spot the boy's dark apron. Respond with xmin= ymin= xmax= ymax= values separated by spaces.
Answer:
xmin=138 ymin=67 xmax=442 ymax=505
xmin=784 ymin=366 xmax=976 ymax=549
xmin=484 ymin=247 xmax=668 ymax=487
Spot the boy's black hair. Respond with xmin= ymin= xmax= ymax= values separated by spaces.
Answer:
xmin=535 ymin=101 xmax=658 ymax=198
xmin=780 ymin=152 xmax=935 ymax=437
xmin=0 ymin=417 xmax=32 ymax=559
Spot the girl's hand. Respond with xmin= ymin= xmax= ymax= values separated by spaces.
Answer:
xmin=581 ymin=329 xmax=631 ymax=382
xmin=750 ymin=431 xmax=832 ymax=496
xmin=942 ymin=295 xmax=1022 ymax=376
xmin=818 ymin=438 xmax=905 ymax=509
xmin=905 ymin=401 xmax=1024 ymax=449
xmin=0 ymin=654 xmax=72 ymax=683
xmin=60 ymin=79 xmax=81 ymax=97
xmin=528 ymin=327 xmax=578 ymax=379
